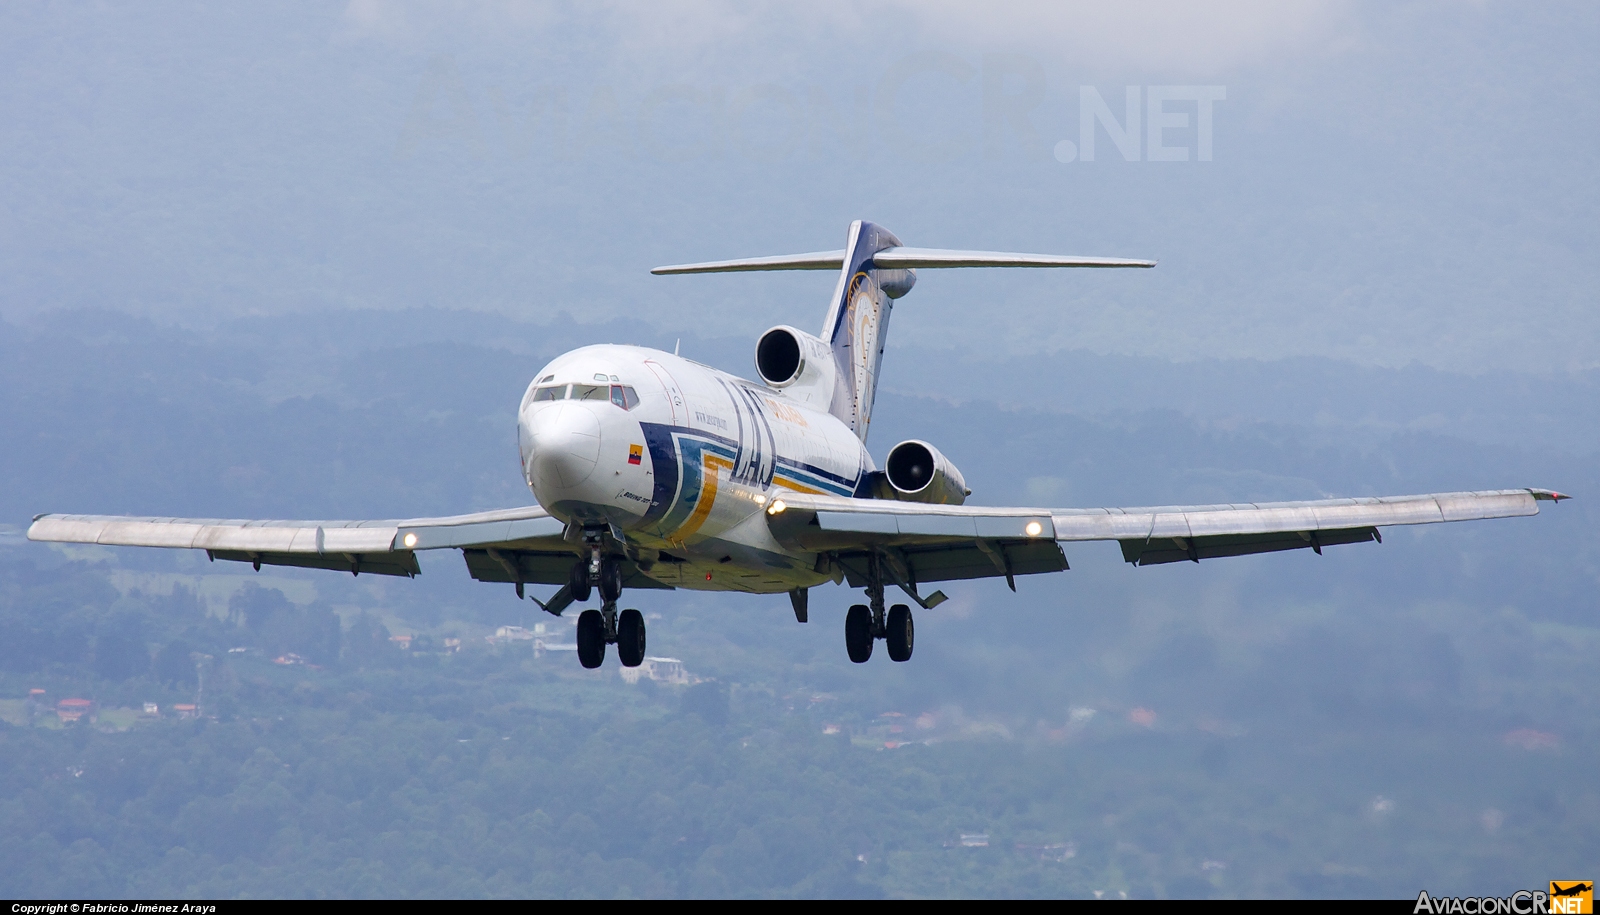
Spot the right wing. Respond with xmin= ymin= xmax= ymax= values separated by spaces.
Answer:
xmin=26 ymin=505 xmax=670 ymax=614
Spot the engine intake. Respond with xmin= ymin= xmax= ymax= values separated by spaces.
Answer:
xmin=752 ymin=325 xmax=837 ymax=409
xmin=883 ymin=440 xmax=968 ymax=505
xmin=755 ymin=326 xmax=804 ymax=386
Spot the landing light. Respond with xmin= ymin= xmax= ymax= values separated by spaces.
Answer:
xmin=767 ymin=499 xmax=787 ymax=515
xmin=403 ymin=532 xmax=418 ymax=548
xmin=754 ymin=494 xmax=766 ymax=505
xmin=1025 ymin=520 xmax=1043 ymax=537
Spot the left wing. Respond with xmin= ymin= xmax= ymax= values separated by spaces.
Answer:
xmin=26 ymin=506 xmax=670 ymax=614
xmin=768 ymin=488 xmax=1566 ymax=603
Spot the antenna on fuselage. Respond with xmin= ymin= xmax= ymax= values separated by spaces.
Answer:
xmin=674 ymin=338 xmax=680 ymax=356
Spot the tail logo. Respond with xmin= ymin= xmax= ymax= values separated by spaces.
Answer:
xmin=844 ymin=271 xmax=884 ymax=433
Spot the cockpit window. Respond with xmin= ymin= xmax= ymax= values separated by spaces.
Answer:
xmin=531 ymin=384 xmax=568 ymax=403
xmin=612 ymin=385 xmax=641 ymax=410
xmin=573 ymin=384 xmax=611 ymax=401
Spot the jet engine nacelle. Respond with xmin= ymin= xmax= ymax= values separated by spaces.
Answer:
xmin=754 ymin=325 xmax=837 ymax=409
xmin=881 ymin=439 xmax=969 ymax=505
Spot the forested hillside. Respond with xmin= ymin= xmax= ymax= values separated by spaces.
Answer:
xmin=1 ymin=313 xmax=1596 ymax=898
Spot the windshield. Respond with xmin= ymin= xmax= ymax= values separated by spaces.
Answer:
xmin=526 ymin=382 xmax=639 ymax=410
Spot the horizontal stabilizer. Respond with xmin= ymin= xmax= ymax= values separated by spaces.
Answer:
xmin=651 ymin=251 xmax=845 ymax=274
xmin=651 ymin=247 xmax=1154 ymax=274
xmin=870 ymin=248 xmax=1155 ymax=269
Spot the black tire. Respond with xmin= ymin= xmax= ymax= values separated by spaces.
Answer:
xmin=599 ymin=557 xmax=624 ymax=603
xmin=845 ymin=604 xmax=873 ymax=663
xmin=886 ymin=604 xmax=914 ymax=662
xmin=577 ymin=609 xmax=606 ymax=669
xmin=617 ymin=608 xmax=646 ymax=668
xmin=569 ymin=560 xmax=592 ymax=603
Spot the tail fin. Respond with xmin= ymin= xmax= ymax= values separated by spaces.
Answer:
xmin=650 ymin=221 xmax=1156 ymax=442
xmin=820 ymin=220 xmax=913 ymax=441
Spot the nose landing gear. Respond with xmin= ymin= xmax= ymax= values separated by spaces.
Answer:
xmin=571 ymin=552 xmax=644 ymax=670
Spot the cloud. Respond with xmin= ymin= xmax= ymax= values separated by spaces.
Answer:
xmin=339 ymin=1 xmax=1355 ymax=78
xmin=878 ymin=0 xmax=1355 ymax=75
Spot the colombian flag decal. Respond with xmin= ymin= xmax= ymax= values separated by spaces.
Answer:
xmin=628 ymin=444 xmax=644 ymax=465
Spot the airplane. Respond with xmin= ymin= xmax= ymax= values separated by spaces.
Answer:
xmin=27 ymin=220 xmax=1567 ymax=670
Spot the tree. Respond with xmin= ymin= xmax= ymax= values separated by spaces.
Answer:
xmin=153 ymin=639 xmax=197 ymax=687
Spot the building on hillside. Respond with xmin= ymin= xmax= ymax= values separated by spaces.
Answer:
xmin=56 ymin=698 xmax=95 ymax=723
xmin=389 ymin=635 xmax=413 ymax=650
xmin=533 ymin=638 xmax=577 ymax=658
xmin=491 ymin=626 xmax=534 ymax=643
xmin=141 ymin=703 xmax=160 ymax=716
xmin=442 ymin=638 xmax=461 ymax=653
xmin=174 ymin=704 xmax=198 ymax=719
xmin=619 ymin=657 xmax=692 ymax=685
xmin=959 ymin=834 xmax=990 ymax=848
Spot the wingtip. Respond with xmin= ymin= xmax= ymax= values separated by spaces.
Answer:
xmin=1531 ymin=489 xmax=1571 ymax=502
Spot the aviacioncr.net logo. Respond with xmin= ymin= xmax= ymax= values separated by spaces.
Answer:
xmin=1414 ymin=883 xmax=1591 ymax=914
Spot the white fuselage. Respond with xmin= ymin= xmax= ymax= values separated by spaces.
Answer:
xmin=517 ymin=344 xmax=870 ymax=594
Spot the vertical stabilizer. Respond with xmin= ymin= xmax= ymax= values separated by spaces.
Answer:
xmin=820 ymin=221 xmax=915 ymax=441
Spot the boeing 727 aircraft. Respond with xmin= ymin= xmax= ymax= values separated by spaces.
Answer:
xmin=28 ymin=221 xmax=1566 ymax=669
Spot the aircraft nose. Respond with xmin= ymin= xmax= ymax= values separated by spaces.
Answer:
xmin=525 ymin=403 xmax=602 ymax=491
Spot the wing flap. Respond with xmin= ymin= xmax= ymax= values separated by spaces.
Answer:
xmin=1120 ymin=527 xmax=1379 ymax=566
xmin=835 ymin=540 xmax=1067 ymax=587
xmin=462 ymin=549 xmax=671 ymax=590
xmin=207 ymin=548 xmax=421 ymax=578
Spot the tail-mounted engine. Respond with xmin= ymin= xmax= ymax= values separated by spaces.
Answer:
xmin=754 ymin=325 xmax=837 ymax=409
xmin=879 ymin=439 xmax=969 ymax=505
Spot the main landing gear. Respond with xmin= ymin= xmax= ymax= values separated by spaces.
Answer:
xmin=571 ymin=550 xmax=644 ymax=670
xmin=844 ymin=555 xmax=914 ymax=664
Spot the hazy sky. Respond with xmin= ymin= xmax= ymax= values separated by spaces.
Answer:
xmin=1 ymin=1 xmax=1595 ymax=372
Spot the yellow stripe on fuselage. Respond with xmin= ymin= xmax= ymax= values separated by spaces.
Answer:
xmin=677 ymin=453 xmax=733 ymax=541
xmin=772 ymin=476 xmax=828 ymax=496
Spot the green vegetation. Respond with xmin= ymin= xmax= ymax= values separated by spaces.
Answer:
xmin=0 ymin=314 xmax=1595 ymax=897
xmin=1 ymin=553 xmax=1596 ymax=899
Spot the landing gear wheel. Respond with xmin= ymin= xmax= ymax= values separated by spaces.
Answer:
xmin=886 ymin=604 xmax=913 ymax=662
xmin=617 ymin=608 xmax=646 ymax=668
xmin=576 ymin=609 xmax=606 ymax=669
xmin=845 ymin=604 xmax=873 ymax=663
xmin=598 ymin=557 xmax=624 ymax=603
xmin=569 ymin=560 xmax=592 ymax=603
